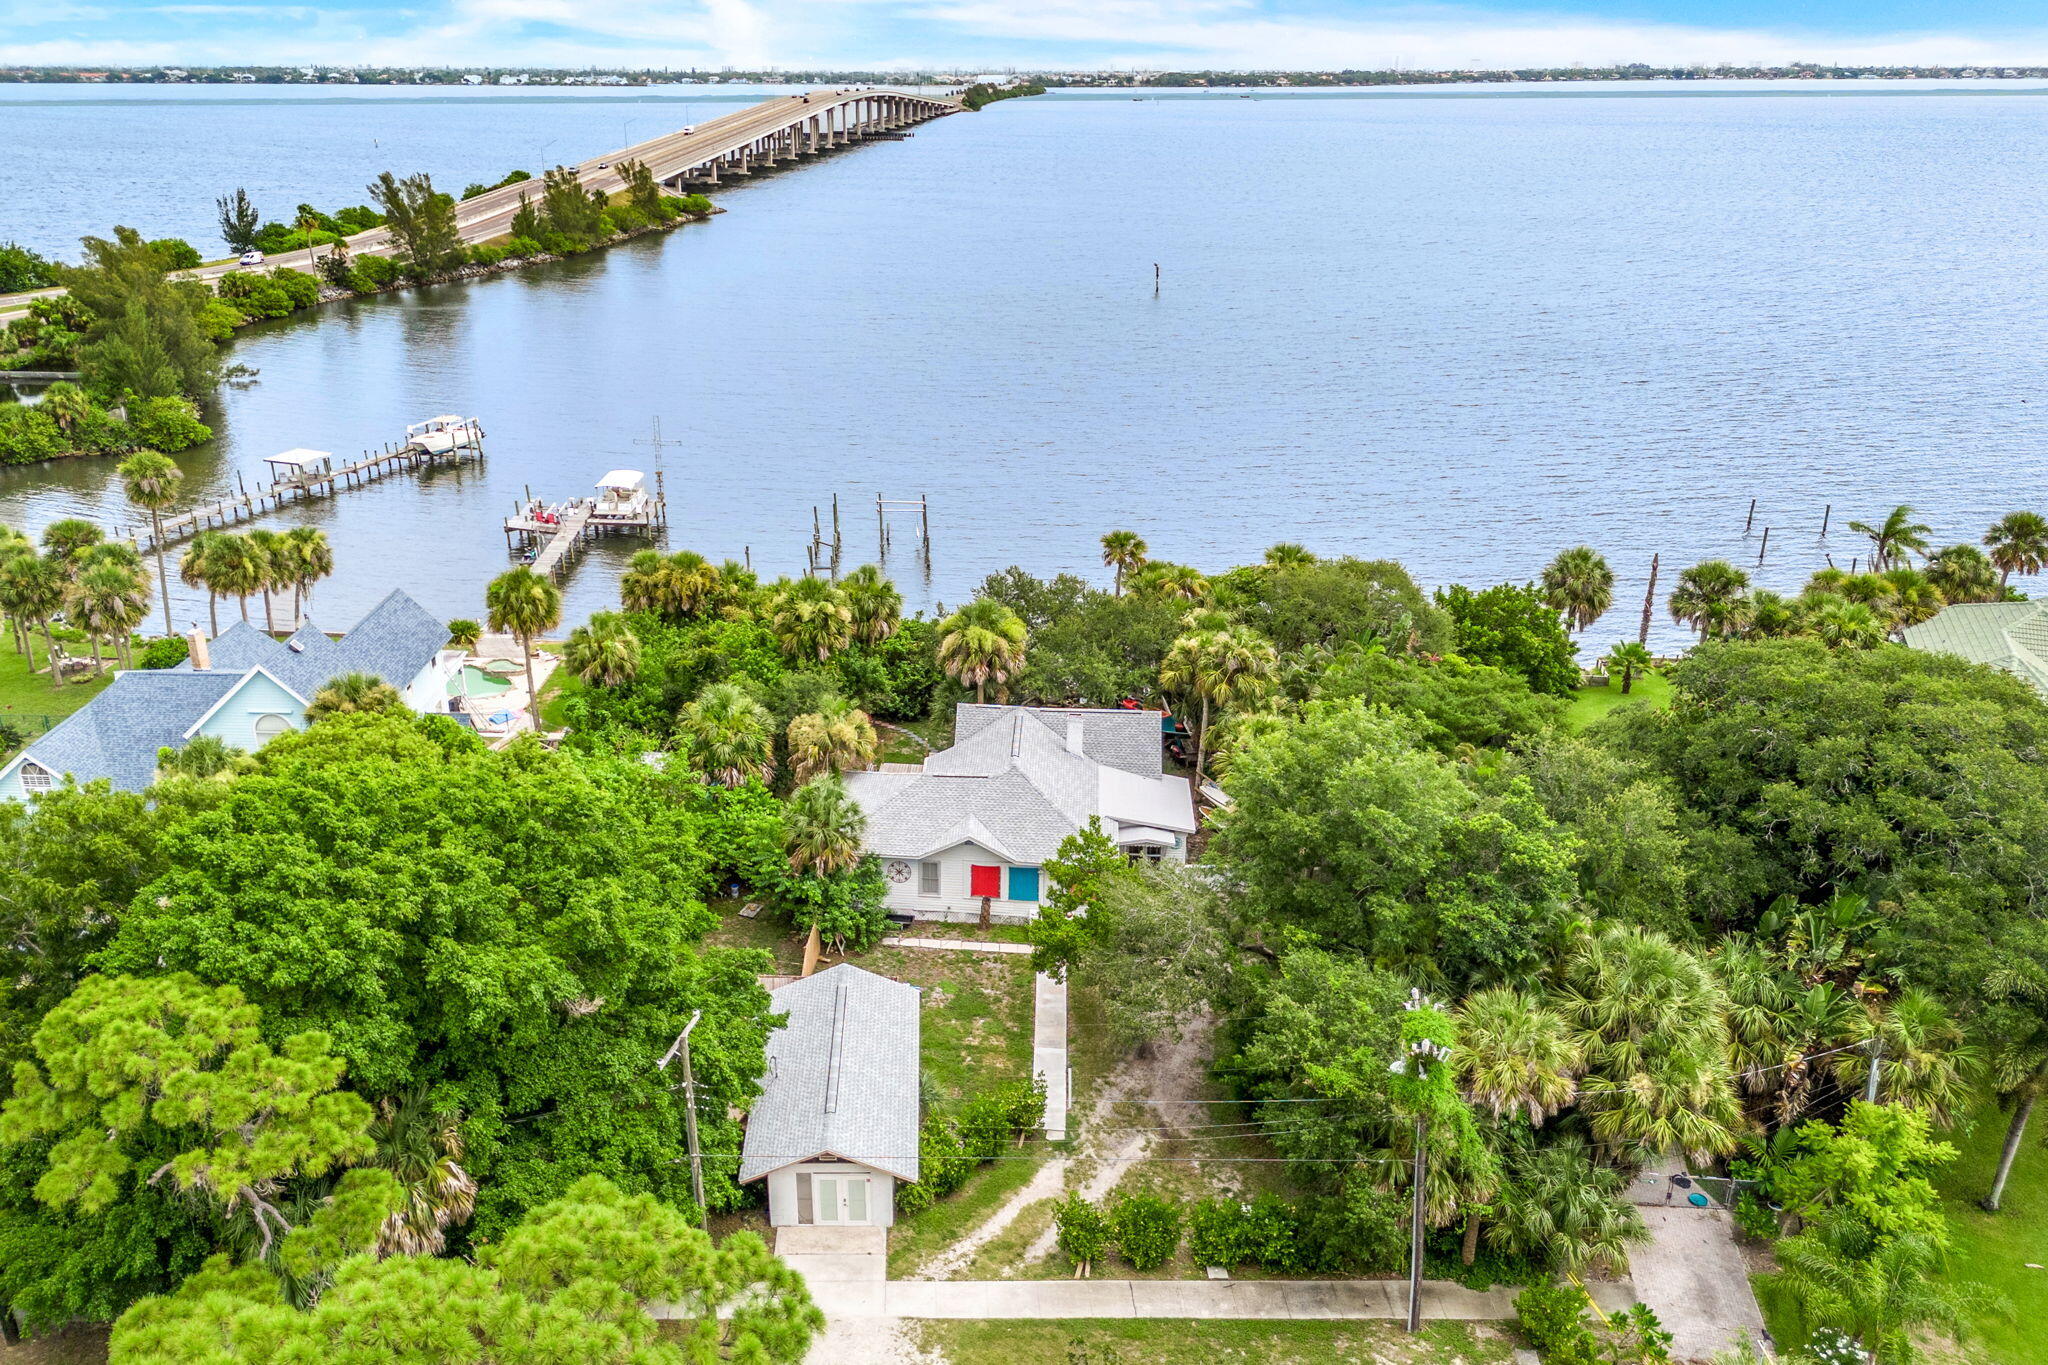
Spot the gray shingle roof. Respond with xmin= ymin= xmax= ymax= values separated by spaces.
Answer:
xmin=181 ymin=589 xmax=445 ymax=698
xmin=847 ymin=704 xmax=1195 ymax=865
xmin=11 ymin=670 xmax=243 ymax=793
xmin=739 ymin=964 xmax=921 ymax=1184
xmin=1903 ymin=601 xmax=2048 ymax=697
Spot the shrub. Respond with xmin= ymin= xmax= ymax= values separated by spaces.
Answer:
xmin=1000 ymin=1076 xmax=1048 ymax=1135
xmin=506 ymin=235 xmax=545 ymax=258
xmin=1516 ymin=1283 xmax=1598 ymax=1364
xmin=918 ymin=1115 xmax=975 ymax=1199
xmin=468 ymin=244 xmax=510 ymax=268
xmin=0 ymin=241 xmax=60 ymax=293
xmin=610 ymin=205 xmax=648 ymax=233
xmin=1108 ymin=1193 xmax=1182 ymax=1272
xmin=1054 ymin=1195 xmax=1109 ymax=1270
xmin=316 ymin=250 xmax=355 ymax=287
xmin=349 ymin=254 xmax=402 ymax=290
xmin=135 ymin=636 xmax=191 ymax=669
xmin=676 ymin=193 xmax=714 ymax=215
xmin=955 ymin=1092 xmax=1011 ymax=1164
xmin=1189 ymin=1195 xmax=1300 ymax=1271
xmin=216 ymin=270 xmax=295 ymax=319
xmin=196 ymin=297 xmax=244 ymax=340
xmin=0 ymin=405 xmax=68 ymax=464
xmin=272 ymin=268 xmax=321 ymax=309
xmin=1732 ymin=1192 xmax=1778 ymax=1243
xmin=126 ymin=396 xmax=211 ymax=451
xmin=147 ymin=238 xmax=203 ymax=271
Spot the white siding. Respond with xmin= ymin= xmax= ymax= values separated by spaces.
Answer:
xmin=400 ymin=650 xmax=464 ymax=714
xmin=765 ymin=1160 xmax=897 ymax=1227
xmin=877 ymin=839 xmax=1043 ymax=924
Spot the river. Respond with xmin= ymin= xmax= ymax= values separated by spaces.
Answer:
xmin=4 ymin=80 xmax=2047 ymax=648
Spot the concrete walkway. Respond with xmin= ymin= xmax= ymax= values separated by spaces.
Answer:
xmin=880 ymin=935 xmax=1032 ymax=954
xmin=1631 ymin=1206 xmax=1771 ymax=1360
xmin=1034 ymin=972 xmax=1069 ymax=1140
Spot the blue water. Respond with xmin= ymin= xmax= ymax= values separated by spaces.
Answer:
xmin=4 ymin=81 xmax=2046 ymax=649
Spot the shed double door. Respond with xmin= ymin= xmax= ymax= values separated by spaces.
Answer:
xmin=810 ymin=1173 xmax=873 ymax=1225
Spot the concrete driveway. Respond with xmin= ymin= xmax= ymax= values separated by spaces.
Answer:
xmin=1629 ymin=1205 xmax=1772 ymax=1362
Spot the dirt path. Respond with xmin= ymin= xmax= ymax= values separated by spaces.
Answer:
xmin=805 ymin=1316 xmax=940 ymax=1364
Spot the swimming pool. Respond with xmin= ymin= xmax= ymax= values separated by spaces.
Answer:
xmin=447 ymin=664 xmax=514 ymax=698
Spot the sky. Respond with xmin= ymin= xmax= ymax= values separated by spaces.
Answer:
xmin=9 ymin=0 xmax=2048 ymax=73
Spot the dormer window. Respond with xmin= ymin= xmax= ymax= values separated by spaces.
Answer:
xmin=19 ymin=763 xmax=52 ymax=793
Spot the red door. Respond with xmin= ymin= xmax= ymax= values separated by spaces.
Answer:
xmin=969 ymin=864 xmax=1001 ymax=897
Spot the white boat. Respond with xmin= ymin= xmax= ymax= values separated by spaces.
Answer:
xmin=405 ymin=414 xmax=482 ymax=454
xmin=590 ymin=470 xmax=653 ymax=523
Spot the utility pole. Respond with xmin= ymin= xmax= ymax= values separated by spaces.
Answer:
xmin=658 ymin=1010 xmax=707 ymax=1229
xmin=1398 ymin=989 xmax=1452 ymax=1335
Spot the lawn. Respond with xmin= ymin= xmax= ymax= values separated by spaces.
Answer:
xmin=1933 ymin=1095 xmax=2048 ymax=1365
xmin=878 ymin=712 xmax=955 ymax=765
xmin=857 ymin=943 xmax=1037 ymax=1105
xmin=912 ymin=1319 xmax=1515 ymax=1365
xmin=0 ymin=633 xmax=115 ymax=740
xmin=1562 ymin=671 xmax=1674 ymax=730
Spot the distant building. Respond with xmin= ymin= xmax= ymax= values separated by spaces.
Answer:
xmin=845 ymin=704 xmax=1196 ymax=924
xmin=0 ymin=589 xmax=459 ymax=800
xmin=740 ymin=964 xmax=919 ymax=1228
xmin=1902 ymin=601 xmax=2048 ymax=698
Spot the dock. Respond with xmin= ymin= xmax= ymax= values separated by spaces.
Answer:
xmin=130 ymin=417 xmax=484 ymax=553
xmin=504 ymin=469 xmax=666 ymax=579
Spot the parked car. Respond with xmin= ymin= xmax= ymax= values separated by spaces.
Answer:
xmin=238 ymin=249 xmax=264 ymax=266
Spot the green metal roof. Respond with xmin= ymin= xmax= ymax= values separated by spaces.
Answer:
xmin=1903 ymin=601 xmax=2048 ymax=696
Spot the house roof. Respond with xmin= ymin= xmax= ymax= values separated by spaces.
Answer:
xmin=846 ymin=704 xmax=1196 ymax=866
xmin=739 ymin=964 xmax=921 ymax=1184
xmin=5 ymin=589 xmax=447 ymax=796
xmin=1903 ymin=601 xmax=2048 ymax=697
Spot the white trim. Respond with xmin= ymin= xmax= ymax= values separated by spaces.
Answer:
xmin=180 ymin=666 xmax=309 ymax=740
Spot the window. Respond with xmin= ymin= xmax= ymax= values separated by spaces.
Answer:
xmin=19 ymin=763 xmax=52 ymax=793
xmin=252 ymin=714 xmax=294 ymax=743
xmin=1127 ymin=845 xmax=1164 ymax=865
xmin=969 ymin=864 xmax=1001 ymax=898
xmin=919 ymin=860 xmax=940 ymax=895
xmin=1008 ymin=866 xmax=1040 ymax=901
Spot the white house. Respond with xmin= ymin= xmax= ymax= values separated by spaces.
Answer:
xmin=0 ymin=589 xmax=460 ymax=800
xmin=844 ymin=704 xmax=1197 ymax=924
xmin=739 ymin=965 xmax=920 ymax=1228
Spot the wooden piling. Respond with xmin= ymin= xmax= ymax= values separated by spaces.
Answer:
xmin=1638 ymin=553 xmax=1659 ymax=646
xmin=1757 ymin=527 xmax=1770 ymax=565
xmin=1744 ymin=498 xmax=1756 ymax=534
xmin=1821 ymin=504 xmax=1831 ymax=537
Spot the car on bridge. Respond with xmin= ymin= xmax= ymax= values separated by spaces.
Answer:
xmin=238 ymin=249 xmax=264 ymax=266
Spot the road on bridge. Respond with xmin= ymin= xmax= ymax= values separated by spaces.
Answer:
xmin=0 ymin=87 xmax=959 ymax=324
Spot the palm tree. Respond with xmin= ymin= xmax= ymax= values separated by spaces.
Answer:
xmin=281 ymin=526 xmax=333 ymax=628
xmin=2 ymin=555 xmax=69 ymax=687
xmin=1983 ymin=510 xmax=2048 ymax=587
xmin=485 ymin=566 xmax=562 ymax=731
xmin=36 ymin=382 xmax=95 ymax=435
xmin=677 ymin=681 xmax=774 ymax=786
xmin=1832 ymin=989 xmax=1981 ymax=1126
xmin=1159 ymin=626 xmax=1277 ymax=781
xmin=1980 ymin=1014 xmax=2048 ymax=1212
xmin=1805 ymin=599 xmax=1888 ymax=650
xmin=1454 ymin=987 xmax=1582 ymax=1124
xmin=1604 ymin=641 xmax=1655 ymax=694
xmin=204 ymin=534 xmax=268 ymax=625
xmin=937 ymin=598 xmax=1028 ymax=703
xmin=841 ymin=564 xmax=902 ymax=645
xmin=784 ymin=774 xmax=867 ymax=878
xmin=116 ymin=450 xmax=184 ymax=638
xmin=1771 ymin=1222 xmax=2000 ymax=1364
xmin=1263 ymin=542 xmax=1316 ymax=567
xmin=156 ymin=734 xmax=250 ymax=782
xmin=1541 ymin=546 xmax=1615 ymax=633
xmin=665 ymin=550 xmax=723 ymax=618
xmin=1487 ymin=1136 xmax=1646 ymax=1275
xmin=446 ymin=618 xmax=482 ymax=651
xmin=245 ymin=529 xmax=288 ymax=633
xmin=364 ymin=1089 xmax=477 ymax=1258
xmin=787 ymin=695 xmax=880 ymax=784
xmin=1741 ymin=590 xmax=1799 ymax=639
xmin=620 ymin=548 xmax=674 ymax=615
xmin=563 ymin=611 xmax=641 ymax=688
xmin=767 ymin=576 xmax=855 ymax=662
xmin=179 ymin=532 xmax=224 ymax=638
xmin=1923 ymin=544 xmax=1999 ymax=604
xmin=1846 ymin=504 xmax=1931 ymax=573
xmin=307 ymin=672 xmax=403 ymax=721
xmin=67 ymin=564 xmax=149 ymax=673
xmin=1668 ymin=560 xmax=1750 ymax=640
xmin=0 ymin=530 xmax=33 ymax=657
xmin=1131 ymin=562 xmax=1210 ymax=603
xmin=1877 ymin=568 xmax=1941 ymax=630
xmin=1100 ymin=530 xmax=1148 ymax=597
xmin=39 ymin=517 xmax=102 ymax=566
xmin=1805 ymin=566 xmax=1851 ymax=597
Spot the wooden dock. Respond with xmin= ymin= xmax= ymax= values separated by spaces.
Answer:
xmin=526 ymin=503 xmax=593 ymax=576
xmin=130 ymin=432 xmax=484 ymax=553
xmin=503 ymin=470 xmax=665 ymax=580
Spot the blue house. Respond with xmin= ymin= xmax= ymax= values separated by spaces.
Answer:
xmin=0 ymin=589 xmax=458 ymax=800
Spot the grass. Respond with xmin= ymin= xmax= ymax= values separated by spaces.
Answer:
xmin=535 ymin=646 xmax=582 ymax=728
xmin=858 ymin=943 xmax=1036 ymax=1105
xmin=1562 ymin=670 xmax=1674 ymax=730
xmin=888 ymin=1148 xmax=1053 ymax=1277
xmin=1932 ymin=1095 xmax=2048 ymax=1365
xmin=912 ymin=1319 xmax=1515 ymax=1365
xmin=878 ymin=712 xmax=955 ymax=765
xmin=704 ymin=897 xmax=810 ymax=973
xmin=0 ymin=633 xmax=116 ymax=737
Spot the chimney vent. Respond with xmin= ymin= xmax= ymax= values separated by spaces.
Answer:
xmin=187 ymin=624 xmax=210 ymax=671
xmin=1066 ymin=716 xmax=1085 ymax=755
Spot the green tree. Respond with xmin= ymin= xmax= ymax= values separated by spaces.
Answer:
xmin=1312 ymin=647 xmax=1563 ymax=752
xmin=1 ymin=973 xmax=372 ymax=1255
xmin=1212 ymin=556 xmax=1451 ymax=655
xmin=783 ymin=774 xmax=866 ymax=878
xmin=485 ymin=565 xmax=562 ymax=730
xmin=1437 ymin=581 xmax=1580 ymax=695
xmin=1983 ymin=510 xmax=2048 ymax=587
xmin=1540 ymin=545 xmax=1615 ymax=633
xmin=767 ymin=575 xmax=854 ymax=662
xmin=785 ymin=694 xmax=879 ymax=783
xmin=64 ymin=227 xmax=218 ymax=401
xmin=1923 ymin=543 xmax=2000 ymax=604
xmin=841 ymin=563 xmax=902 ymax=644
xmin=1159 ymin=625 xmax=1277 ymax=780
xmin=1668 ymin=559 xmax=1752 ymax=641
xmin=1024 ymin=817 xmax=1133 ymax=981
xmin=1487 ymin=1135 xmax=1645 ymax=1275
xmin=1453 ymin=986 xmax=1581 ymax=1125
xmin=564 ymin=610 xmax=642 ymax=688
xmin=0 ymin=554 xmax=68 ymax=687
xmin=1774 ymin=1102 xmax=1957 ymax=1248
xmin=306 ymin=672 xmax=403 ymax=722
xmin=539 ymin=165 xmax=610 ymax=241
xmin=1605 ymin=640 xmax=1655 ymax=694
xmin=280 ymin=526 xmax=333 ymax=627
xmin=1846 ymin=504 xmax=1932 ymax=572
xmin=215 ymin=189 xmax=261 ymax=252
xmin=679 ymin=681 xmax=775 ymax=786
xmin=615 ymin=157 xmax=666 ymax=219
xmin=1769 ymin=1222 xmax=1999 ymax=1364
xmin=1099 ymin=529 xmax=1148 ymax=596
xmin=937 ymin=598 xmax=1028 ymax=702
xmin=117 ymin=450 xmax=184 ymax=637
xmin=1055 ymin=861 xmax=1235 ymax=1049
xmin=366 ymin=171 xmax=465 ymax=277
xmin=446 ymin=617 xmax=482 ymax=650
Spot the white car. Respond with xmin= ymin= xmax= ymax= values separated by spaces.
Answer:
xmin=238 ymin=249 xmax=265 ymax=266
xmin=680 ymin=125 xmax=696 ymax=134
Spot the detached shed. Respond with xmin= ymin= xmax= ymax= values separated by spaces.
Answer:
xmin=738 ymin=964 xmax=920 ymax=1227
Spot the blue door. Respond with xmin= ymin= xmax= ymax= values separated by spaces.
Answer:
xmin=1008 ymin=866 xmax=1040 ymax=902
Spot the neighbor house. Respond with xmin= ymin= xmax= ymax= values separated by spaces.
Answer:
xmin=739 ymin=964 xmax=920 ymax=1228
xmin=1901 ymin=600 xmax=2048 ymax=699
xmin=0 ymin=589 xmax=459 ymax=800
xmin=844 ymin=703 xmax=1197 ymax=923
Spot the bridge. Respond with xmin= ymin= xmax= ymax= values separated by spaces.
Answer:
xmin=0 ymin=89 xmax=960 ymax=322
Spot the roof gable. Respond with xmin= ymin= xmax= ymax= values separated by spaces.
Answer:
xmin=7 ymin=670 xmax=244 ymax=793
